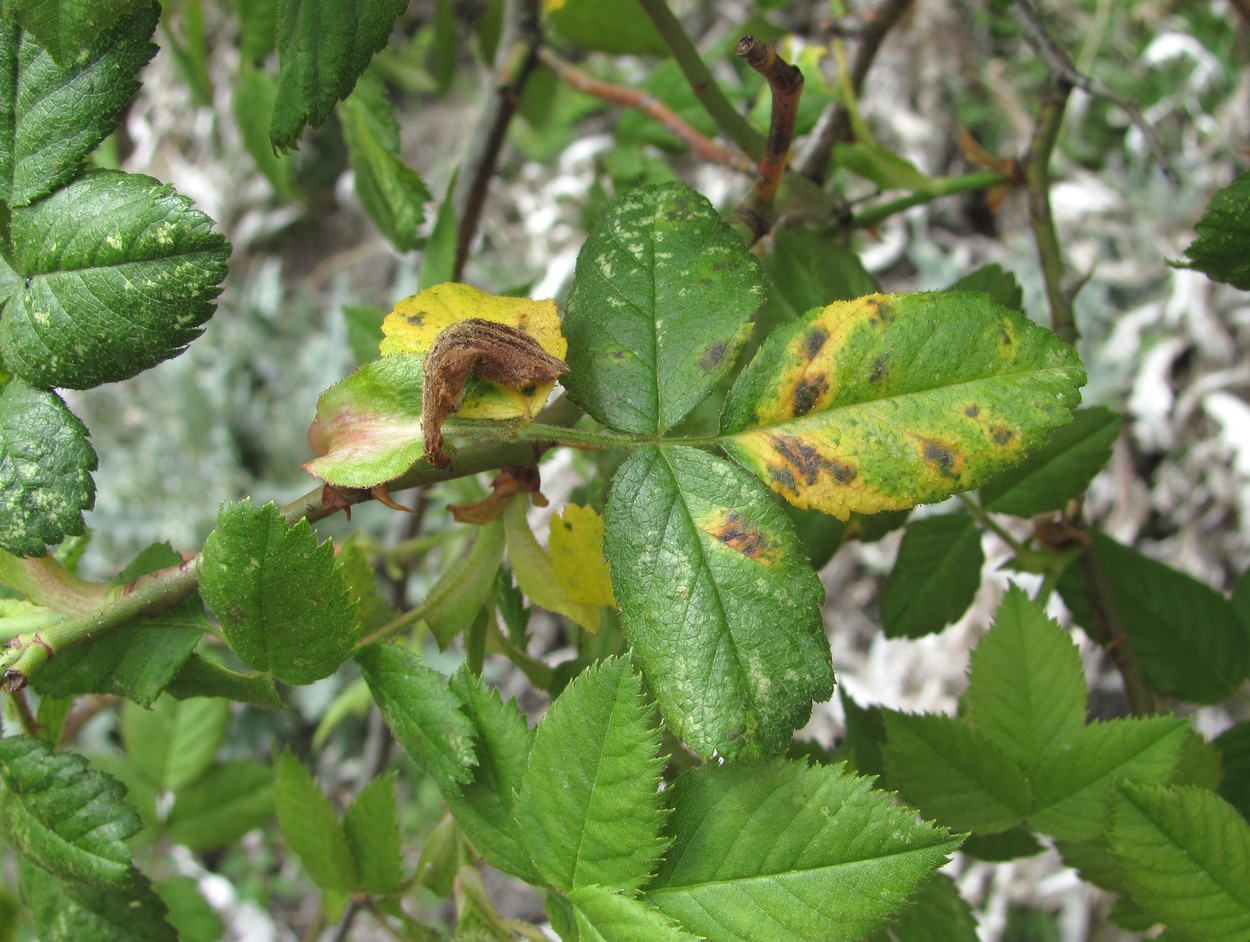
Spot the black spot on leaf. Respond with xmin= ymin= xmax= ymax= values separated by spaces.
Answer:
xmin=792 ymin=374 xmax=829 ymax=416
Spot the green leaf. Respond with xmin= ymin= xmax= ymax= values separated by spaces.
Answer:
xmin=270 ymin=0 xmax=408 ymax=149
xmin=274 ymin=749 xmax=356 ymax=893
xmin=199 ymin=499 xmax=357 ymax=684
xmin=1214 ymin=722 xmax=1250 ymax=819
xmin=1111 ymin=784 xmax=1250 ymax=942
xmin=757 ymin=227 xmax=879 ymax=330
xmin=1030 ymin=716 xmax=1188 ymax=841
xmin=645 ymin=759 xmax=960 ymax=942
xmin=882 ymin=711 xmax=1031 ymax=833
xmin=303 ymin=353 xmax=427 ymax=488
xmin=605 ymin=445 xmax=832 ymax=761
xmin=545 ymin=0 xmax=668 ymax=55
xmin=835 ymin=142 xmax=932 ymax=191
xmin=18 ymin=857 xmax=176 ymax=942
xmin=720 ymin=292 xmax=1086 ymax=519
xmin=514 ymin=656 xmax=667 ymax=891
xmin=880 ymin=514 xmax=983 ymax=638
xmin=0 ymin=380 xmax=96 ymax=557
xmin=1 ymin=170 xmax=230 ymax=389
xmin=165 ymin=760 xmax=274 ymax=851
xmin=445 ymin=666 xmax=539 ymax=883
xmin=356 ymin=642 xmax=476 ymax=792
xmin=567 ymin=886 xmax=702 ymax=942
xmin=979 ymin=407 xmax=1120 ymax=516
xmin=343 ymin=302 xmax=387 ymax=365
xmin=419 ymin=173 xmax=459 ymax=289
xmin=1183 ymin=171 xmax=1250 ymax=290
xmin=0 ymin=3 xmax=157 ymax=205
xmin=163 ymin=651 xmax=284 ymax=709
xmin=235 ymin=0 xmax=278 ymax=62
xmin=340 ymin=71 xmax=430 ymax=250
xmin=120 ymin=695 xmax=230 ymax=794
xmin=1063 ymin=532 xmax=1249 ymax=703
xmin=423 ymin=517 xmax=505 ymax=647
xmin=878 ymin=874 xmax=978 ymax=942
xmin=562 ymin=182 xmax=765 ymax=435
xmin=343 ymin=771 xmax=402 ymax=895
xmin=153 ymin=876 xmax=224 ymax=942
xmin=0 ymin=738 xmax=139 ymax=887
xmin=963 ymin=588 xmax=1086 ymax=777
xmin=948 ymin=263 xmax=1024 ymax=312
xmin=234 ymin=64 xmax=297 ymax=198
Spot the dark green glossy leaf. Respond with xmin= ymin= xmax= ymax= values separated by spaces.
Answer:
xmin=2 ymin=170 xmax=230 ymax=389
xmin=340 ymin=72 xmax=430 ymax=250
xmin=605 ymin=445 xmax=831 ymax=760
xmin=270 ymin=0 xmax=407 ymax=149
xmin=563 ymin=182 xmax=764 ymax=435
xmin=0 ymin=738 xmax=139 ymax=887
xmin=357 ymin=643 xmax=476 ymax=792
xmin=18 ymin=857 xmax=175 ymax=942
xmin=1183 ymin=171 xmax=1250 ymax=290
xmin=515 ymin=656 xmax=666 ymax=891
xmin=876 ymin=873 xmax=978 ymax=942
xmin=200 ymin=499 xmax=357 ymax=684
xmin=880 ymin=513 xmax=983 ymax=638
xmin=0 ymin=3 xmax=157 ymax=205
xmin=0 ymin=380 xmax=96 ymax=557
xmin=645 ymin=759 xmax=959 ymax=942
xmin=979 ymin=407 xmax=1120 ymax=517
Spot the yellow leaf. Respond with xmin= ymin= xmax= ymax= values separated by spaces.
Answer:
xmin=503 ymin=497 xmax=603 ymax=633
xmin=549 ymin=505 xmax=616 ymax=607
xmin=380 ymin=283 xmax=567 ymax=422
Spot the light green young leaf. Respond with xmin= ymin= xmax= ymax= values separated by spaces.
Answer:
xmin=200 ymin=499 xmax=357 ymax=684
xmin=120 ymin=695 xmax=231 ymax=794
xmin=1183 ymin=171 xmax=1250 ymax=290
xmin=1064 ymin=532 xmax=1249 ymax=703
xmin=234 ymin=64 xmax=297 ymax=198
xmin=880 ymin=513 xmax=984 ymax=638
xmin=1111 ymin=784 xmax=1250 ymax=942
xmin=645 ymin=760 xmax=960 ymax=942
xmin=567 ymin=886 xmax=703 ymax=942
xmin=18 ymin=857 xmax=176 ymax=942
xmin=446 ymin=667 xmax=539 ymax=883
xmin=340 ymin=71 xmax=430 ymax=251
xmin=720 ymin=292 xmax=1085 ymax=520
xmin=835 ymin=142 xmax=933 ymax=192
xmin=153 ymin=875 xmax=224 ymax=942
xmin=423 ymin=517 xmax=505 ymax=647
xmin=165 ymin=760 xmax=274 ymax=851
xmin=883 ymin=711 xmax=1031 ymax=834
xmin=562 ymin=182 xmax=765 ymax=435
xmin=963 ymin=588 xmax=1086 ymax=777
xmin=979 ymin=407 xmax=1120 ymax=517
xmin=270 ymin=0 xmax=408 ymax=149
xmin=515 ymin=656 xmax=667 ymax=891
xmin=0 ymin=381 xmax=96 ymax=557
xmin=1030 ymin=716 xmax=1189 ymax=841
xmin=343 ymin=772 xmax=402 ymax=896
xmin=2 ymin=170 xmax=230 ymax=389
xmin=303 ymin=353 xmax=426 ymax=488
xmin=605 ymin=445 xmax=832 ymax=761
xmin=0 ymin=3 xmax=157 ymax=205
xmin=0 ymin=738 xmax=140 ymax=887
xmin=356 ymin=643 xmax=476 ymax=792
xmin=545 ymin=0 xmax=667 ymax=55
xmin=274 ymin=749 xmax=355 ymax=894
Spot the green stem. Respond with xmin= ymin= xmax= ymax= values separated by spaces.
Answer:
xmin=1075 ymin=544 xmax=1157 ymax=716
xmin=957 ymin=494 xmax=1028 ymax=555
xmin=634 ymin=0 xmax=766 ymax=161
xmin=853 ymin=170 xmax=1010 ymax=229
xmin=0 ymin=553 xmax=110 ymax=614
xmin=1024 ymin=79 xmax=1076 ymax=345
xmin=488 ymin=619 xmax=554 ymax=689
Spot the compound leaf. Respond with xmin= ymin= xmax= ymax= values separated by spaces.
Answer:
xmin=1111 ymin=784 xmax=1250 ymax=942
xmin=645 ymin=759 xmax=959 ymax=942
xmin=515 ymin=656 xmax=667 ymax=891
xmin=1 ymin=170 xmax=230 ymax=389
xmin=0 ymin=738 xmax=139 ymax=887
xmin=199 ymin=499 xmax=357 ymax=684
xmin=605 ymin=445 xmax=832 ymax=761
xmin=0 ymin=380 xmax=96 ymax=557
xmin=721 ymin=292 xmax=1085 ymax=519
xmin=880 ymin=513 xmax=983 ymax=638
xmin=562 ymin=182 xmax=764 ymax=435
xmin=0 ymin=3 xmax=157 ymax=205
xmin=271 ymin=0 xmax=407 ymax=149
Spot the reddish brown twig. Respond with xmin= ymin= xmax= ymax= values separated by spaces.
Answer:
xmin=537 ymin=48 xmax=754 ymax=174
xmin=732 ymin=36 xmax=804 ymax=243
